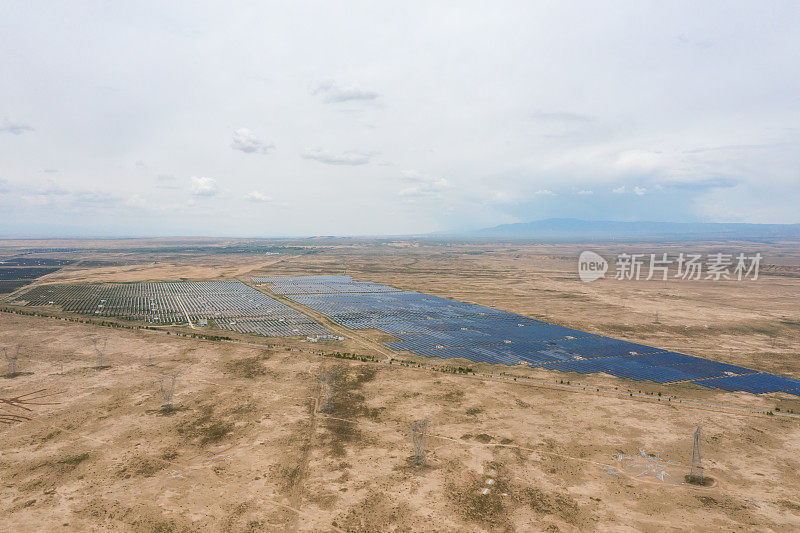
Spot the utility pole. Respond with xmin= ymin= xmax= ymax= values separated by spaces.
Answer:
xmin=93 ymin=337 xmax=108 ymax=368
xmin=690 ymin=423 xmax=703 ymax=484
xmin=156 ymin=374 xmax=178 ymax=412
xmin=411 ymin=418 xmax=429 ymax=466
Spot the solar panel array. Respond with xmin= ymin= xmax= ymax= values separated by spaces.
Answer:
xmin=14 ymin=275 xmax=798 ymax=395
xmin=542 ymin=352 xmax=755 ymax=383
xmin=252 ymin=275 xmax=402 ymax=294
xmin=215 ymin=316 xmax=330 ymax=337
xmin=14 ymin=281 xmax=330 ymax=337
xmin=413 ymin=337 xmax=665 ymax=366
xmin=693 ymin=373 xmax=800 ymax=395
xmin=386 ymin=324 xmax=596 ymax=352
xmin=288 ymin=291 xmax=505 ymax=330
xmin=266 ymin=275 xmax=800 ymax=397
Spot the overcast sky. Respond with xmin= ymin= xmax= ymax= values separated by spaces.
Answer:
xmin=1 ymin=2 xmax=798 ymax=237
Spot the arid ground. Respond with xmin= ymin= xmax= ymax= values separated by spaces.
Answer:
xmin=1 ymin=238 xmax=799 ymax=531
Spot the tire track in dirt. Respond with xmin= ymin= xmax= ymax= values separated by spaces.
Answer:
xmin=286 ymin=379 xmax=322 ymax=532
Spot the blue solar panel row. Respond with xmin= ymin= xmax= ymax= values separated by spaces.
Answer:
xmin=637 ymin=352 xmax=753 ymax=378
xmin=544 ymin=337 xmax=664 ymax=359
xmin=542 ymin=352 xmax=754 ymax=383
xmin=289 ymin=292 xmax=510 ymax=330
xmin=545 ymin=357 xmax=691 ymax=383
xmin=266 ymin=276 xmax=800 ymax=398
xmin=413 ymin=340 xmax=629 ymax=366
xmin=253 ymin=275 xmax=403 ymax=295
xmin=386 ymin=324 xmax=597 ymax=352
xmin=693 ymin=373 xmax=800 ymax=395
xmin=376 ymin=314 xmax=546 ymax=334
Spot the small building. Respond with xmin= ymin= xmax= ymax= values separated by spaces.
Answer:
xmin=307 ymin=334 xmax=344 ymax=343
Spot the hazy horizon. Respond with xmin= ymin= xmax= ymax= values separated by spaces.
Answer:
xmin=3 ymin=218 xmax=800 ymax=241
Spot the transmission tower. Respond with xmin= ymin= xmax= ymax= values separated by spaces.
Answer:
xmin=319 ymin=371 xmax=338 ymax=413
xmin=93 ymin=337 xmax=108 ymax=368
xmin=3 ymin=344 xmax=21 ymax=376
xmin=156 ymin=374 xmax=178 ymax=412
xmin=690 ymin=423 xmax=703 ymax=483
xmin=410 ymin=418 xmax=429 ymax=466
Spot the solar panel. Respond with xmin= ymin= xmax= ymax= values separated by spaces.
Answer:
xmin=540 ymin=353 xmax=755 ymax=383
xmin=693 ymin=373 xmax=800 ymax=395
xmin=263 ymin=276 xmax=800 ymax=397
xmin=386 ymin=324 xmax=597 ymax=352
xmin=13 ymin=281 xmax=331 ymax=337
xmin=252 ymin=275 xmax=402 ymax=294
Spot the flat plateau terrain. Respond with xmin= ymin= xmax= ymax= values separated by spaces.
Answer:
xmin=1 ymin=238 xmax=799 ymax=531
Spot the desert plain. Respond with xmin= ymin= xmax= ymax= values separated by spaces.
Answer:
xmin=1 ymin=238 xmax=799 ymax=532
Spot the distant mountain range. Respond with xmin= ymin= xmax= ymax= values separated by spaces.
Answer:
xmin=466 ymin=218 xmax=800 ymax=241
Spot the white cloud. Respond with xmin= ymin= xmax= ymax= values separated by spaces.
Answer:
xmin=156 ymin=174 xmax=180 ymax=190
xmin=491 ymin=191 xmax=517 ymax=204
xmin=245 ymin=190 xmax=273 ymax=202
xmin=190 ymin=176 xmax=218 ymax=197
xmin=577 ymin=189 xmax=594 ymax=195
xmin=125 ymin=194 xmax=147 ymax=208
xmin=314 ymin=81 xmax=379 ymax=103
xmin=613 ymin=150 xmax=663 ymax=174
xmin=0 ymin=118 xmax=34 ymax=135
xmin=612 ymin=186 xmax=626 ymax=194
xmin=534 ymin=189 xmax=556 ymax=196
xmin=302 ymin=148 xmax=370 ymax=165
xmin=398 ymin=187 xmax=426 ymax=197
xmin=397 ymin=170 xmax=450 ymax=200
xmin=401 ymin=170 xmax=448 ymax=186
xmin=529 ymin=111 xmax=593 ymax=123
xmin=634 ymin=186 xmax=647 ymax=196
xmin=661 ymin=177 xmax=740 ymax=190
xmin=11 ymin=182 xmax=122 ymax=212
xmin=231 ymin=128 xmax=274 ymax=155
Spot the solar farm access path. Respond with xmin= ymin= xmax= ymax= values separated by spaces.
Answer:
xmin=248 ymin=282 xmax=397 ymax=361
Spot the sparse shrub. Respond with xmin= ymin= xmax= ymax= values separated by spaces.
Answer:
xmin=223 ymin=355 xmax=269 ymax=378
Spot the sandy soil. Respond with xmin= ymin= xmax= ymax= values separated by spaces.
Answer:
xmin=1 ymin=238 xmax=799 ymax=531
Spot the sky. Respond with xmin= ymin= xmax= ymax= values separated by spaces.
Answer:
xmin=1 ymin=1 xmax=799 ymax=237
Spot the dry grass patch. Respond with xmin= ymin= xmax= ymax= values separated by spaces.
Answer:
xmin=222 ymin=353 xmax=271 ymax=379
xmin=177 ymin=404 xmax=235 ymax=446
